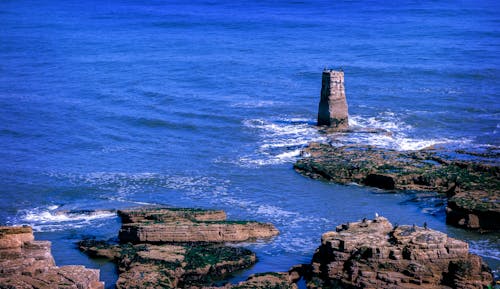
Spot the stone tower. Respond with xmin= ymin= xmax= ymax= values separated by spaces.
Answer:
xmin=317 ymin=69 xmax=349 ymax=130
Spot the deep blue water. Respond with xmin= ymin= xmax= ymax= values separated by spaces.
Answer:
xmin=1 ymin=0 xmax=499 ymax=287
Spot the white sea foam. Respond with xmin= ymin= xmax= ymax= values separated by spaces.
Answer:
xmin=230 ymin=100 xmax=283 ymax=108
xmin=239 ymin=112 xmax=460 ymax=167
xmin=256 ymin=205 xmax=296 ymax=218
xmin=349 ymin=113 xmax=411 ymax=131
xmin=48 ymin=171 xmax=223 ymax=198
xmin=275 ymin=149 xmax=302 ymax=160
xmin=239 ymin=111 xmax=474 ymax=166
xmin=469 ymin=240 xmax=500 ymax=261
xmin=239 ymin=117 xmax=326 ymax=166
xmin=15 ymin=206 xmax=116 ymax=232
xmin=24 ymin=210 xmax=115 ymax=223
xmin=106 ymin=196 xmax=160 ymax=206
xmin=344 ymin=113 xmax=471 ymax=150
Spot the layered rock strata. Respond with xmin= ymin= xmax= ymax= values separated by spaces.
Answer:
xmin=118 ymin=207 xmax=279 ymax=243
xmin=307 ymin=217 xmax=494 ymax=289
xmin=317 ymin=69 xmax=349 ymax=130
xmin=79 ymin=208 xmax=495 ymax=288
xmin=294 ymin=143 xmax=500 ymax=230
xmin=80 ymin=207 xmax=279 ymax=288
xmin=0 ymin=226 xmax=104 ymax=289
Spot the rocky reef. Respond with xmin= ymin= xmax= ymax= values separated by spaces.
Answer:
xmin=79 ymin=207 xmax=279 ymax=288
xmin=80 ymin=240 xmax=257 ymax=288
xmin=78 ymin=207 xmax=495 ymax=288
xmin=294 ymin=142 xmax=500 ymax=231
xmin=307 ymin=216 xmax=494 ymax=289
xmin=0 ymin=226 xmax=104 ymax=289
xmin=118 ymin=207 xmax=279 ymax=243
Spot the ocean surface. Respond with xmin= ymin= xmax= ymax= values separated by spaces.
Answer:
xmin=1 ymin=0 xmax=499 ymax=287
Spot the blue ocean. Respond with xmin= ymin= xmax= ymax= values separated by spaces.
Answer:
xmin=1 ymin=0 xmax=499 ymax=287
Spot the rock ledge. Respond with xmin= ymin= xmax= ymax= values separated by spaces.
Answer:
xmin=0 ymin=226 xmax=104 ymax=289
xmin=80 ymin=207 xmax=279 ymax=289
xmin=294 ymin=143 xmax=499 ymax=231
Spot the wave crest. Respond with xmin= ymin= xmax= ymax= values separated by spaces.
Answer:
xmin=13 ymin=205 xmax=116 ymax=232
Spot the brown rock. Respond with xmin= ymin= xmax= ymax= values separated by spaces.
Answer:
xmin=307 ymin=217 xmax=494 ymax=289
xmin=228 ymin=272 xmax=298 ymax=289
xmin=118 ymin=208 xmax=279 ymax=243
xmin=118 ymin=207 xmax=227 ymax=224
xmin=80 ymin=207 xmax=280 ymax=288
xmin=0 ymin=226 xmax=104 ymax=289
xmin=80 ymin=239 xmax=257 ymax=289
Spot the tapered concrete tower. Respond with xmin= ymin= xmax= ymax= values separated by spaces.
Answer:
xmin=317 ymin=69 xmax=349 ymax=130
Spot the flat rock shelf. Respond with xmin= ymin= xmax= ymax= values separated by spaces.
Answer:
xmin=294 ymin=142 xmax=500 ymax=231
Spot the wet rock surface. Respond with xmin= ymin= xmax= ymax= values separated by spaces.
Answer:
xmin=79 ymin=207 xmax=279 ymax=289
xmin=0 ymin=226 xmax=104 ymax=289
xmin=294 ymin=143 xmax=500 ymax=230
xmin=307 ymin=217 xmax=494 ymax=289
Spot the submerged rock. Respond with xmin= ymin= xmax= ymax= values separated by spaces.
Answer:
xmin=294 ymin=143 xmax=500 ymax=231
xmin=80 ymin=207 xmax=279 ymax=288
xmin=307 ymin=217 xmax=494 ymax=289
xmin=0 ymin=226 xmax=104 ymax=289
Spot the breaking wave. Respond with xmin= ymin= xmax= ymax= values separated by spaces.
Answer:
xmin=239 ymin=117 xmax=326 ymax=166
xmin=238 ymin=112 xmax=472 ymax=167
xmin=346 ymin=113 xmax=471 ymax=150
xmin=13 ymin=205 xmax=116 ymax=232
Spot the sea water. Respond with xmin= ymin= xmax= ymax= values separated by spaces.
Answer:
xmin=0 ymin=0 xmax=498 ymax=287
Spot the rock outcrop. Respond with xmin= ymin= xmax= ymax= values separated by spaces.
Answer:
xmin=80 ymin=207 xmax=279 ymax=288
xmin=294 ymin=143 xmax=500 ymax=231
xmin=317 ymin=69 xmax=349 ymax=130
xmin=224 ymin=272 xmax=300 ymax=289
xmin=79 ymin=240 xmax=256 ymax=289
xmin=307 ymin=217 xmax=494 ymax=289
xmin=0 ymin=226 xmax=104 ymax=289
xmin=118 ymin=207 xmax=279 ymax=243
xmin=79 ymin=207 xmax=496 ymax=289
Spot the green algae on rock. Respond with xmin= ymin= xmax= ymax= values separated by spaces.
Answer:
xmin=79 ymin=207 xmax=496 ymax=288
xmin=294 ymin=143 xmax=499 ymax=231
xmin=80 ymin=207 xmax=279 ymax=288
xmin=79 ymin=240 xmax=256 ymax=289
